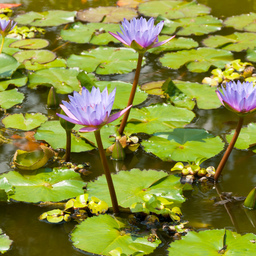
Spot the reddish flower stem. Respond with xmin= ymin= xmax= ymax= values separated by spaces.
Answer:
xmin=65 ymin=130 xmax=71 ymax=162
xmin=214 ymin=117 xmax=244 ymax=182
xmin=94 ymin=129 xmax=119 ymax=214
xmin=118 ymin=53 xmax=144 ymax=135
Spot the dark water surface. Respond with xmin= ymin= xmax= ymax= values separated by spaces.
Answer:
xmin=1 ymin=0 xmax=256 ymax=255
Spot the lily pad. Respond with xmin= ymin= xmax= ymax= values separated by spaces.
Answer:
xmin=28 ymin=68 xmax=80 ymax=94
xmin=202 ymin=32 xmax=256 ymax=52
xmin=0 ymin=177 xmax=14 ymax=202
xmin=61 ymin=22 xmax=120 ymax=45
xmin=138 ymin=0 xmax=210 ymax=20
xmin=0 ymin=89 xmax=24 ymax=109
xmin=224 ymin=12 xmax=256 ymax=32
xmin=2 ymin=113 xmax=47 ymax=130
xmin=246 ymin=49 xmax=256 ymax=62
xmin=0 ymin=37 xmax=20 ymax=55
xmin=159 ymin=15 xmax=222 ymax=36
xmin=71 ymin=215 xmax=160 ymax=255
xmin=9 ymin=38 xmax=49 ymax=49
xmin=0 ymin=53 xmax=20 ymax=79
xmin=124 ymin=104 xmax=195 ymax=134
xmin=13 ymin=50 xmax=56 ymax=64
xmin=14 ymin=10 xmax=76 ymax=27
xmin=23 ymin=58 xmax=66 ymax=71
xmin=148 ymin=36 xmax=198 ymax=54
xmin=159 ymin=48 xmax=234 ymax=73
xmin=77 ymin=6 xmax=137 ymax=23
xmin=0 ymin=229 xmax=12 ymax=254
xmin=87 ymin=169 xmax=186 ymax=208
xmin=142 ymin=128 xmax=224 ymax=162
xmin=0 ymin=167 xmax=85 ymax=203
xmin=0 ymin=71 xmax=27 ymax=92
xmin=168 ymin=229 xmax=256 ymax=255
xmin=34 ymin=120 xmax=94 ymax=152
xmin=67 ymin=47 xmax=144 ymax=75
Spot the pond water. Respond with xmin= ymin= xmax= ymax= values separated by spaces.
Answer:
xmin=1 ymin=0 xmax=256 ymax=255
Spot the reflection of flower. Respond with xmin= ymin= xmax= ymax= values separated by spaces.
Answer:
xmin=57 ymin=87 xmax=132 ymax=132
xmin=0 ymin=19 xmax=16 ymax=37
xmin=109 ymin=17 xmax=174 ymax=54
xmin=216 ymin=81 xmax=256 ymax=115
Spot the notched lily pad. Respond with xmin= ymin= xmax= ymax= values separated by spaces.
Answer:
xmin=23 ymin=58 xmax=66 ymax=71
xmin=0 ymin=228 xmax=13 ymax=254
xmin=0 ymin=53 xmax=20 ymax=79
xmin=77 ymin=6 xmax=137 ymax=23
xmin=0 ymin=89 xmax=24 ymax=109
xmin=0 ymin=37 xmax=20 ymax=55
xmin=0 ymin=177 xmax=14 ymax=202
xmin=9 ymin=38 xmax=49 ymax=49
xmin=13 ymin=50 xmax=56 ymax=64
xmin=0 ymin=71 xmax=27 ymax=92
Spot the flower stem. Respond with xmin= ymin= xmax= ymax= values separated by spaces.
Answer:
xmin=0 ymin=36 xmax=5 ymax=54
xmin=118 ymin=53 xmax=144 ymax=135
xmin=65 ymin=130 xmax=71 ymax=162
xmin=94 ymin=129 xmax=119 ymax=214
xmin=214 ymin=117 xmax=244 ymax=182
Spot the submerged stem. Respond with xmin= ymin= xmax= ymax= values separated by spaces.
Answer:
xmin=214 ymin=117 xmax=244 ymax=182
xmin=94 ymin=129 xmax=119 ymax=214
xmin=65 ymin=130 xmax=71 ymax=162
xmin=0 ymin=36 xmax=5 ymax=54
xmin=118 ymin=53 xmax=144 ymax=135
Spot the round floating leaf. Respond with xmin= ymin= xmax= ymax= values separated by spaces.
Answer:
xmin=140 ymin=80 xmax=165 ymax=96
xmin=0 ymin=53 xmax=20 ymax=79
xmin=0 ymin=229 xmax=12 ymax=254
xmin=0 ymin=71 xmax=27 ymax=92
xmin=0 ymin=177 xmax=14 ymax=202
xmin=0 ymin=167 xmax=85 ymax=203
xmin=142 ymin=128 xmax=224 ymax=162
xmin=15 ymin=10 xmax=76 ymax=27
xmin=0 ymin=89 xmax=24 ymax=109
xmin=2 ymin=113 xmax=47 ymax=130
xmin=0 ymin=37 xmax=20 ymax=55
xmin=71 ymin=215 xmax=160 ymax=255
xmin=61 ymin=22 xmax=120 ymax=45
xmin=138 ymin=0 xmax=210 ymax=19
xmin=124 ymin=104 xmax=195 ymax=134
xmin=67 ymin=47 xmax=144 ymax=75
xmin=202 ymin=32 xmax=256 ymax=52
xmin=87 ymin=169 xmax=186 ymax=208
xmin=9 ymin=38 xmax=49 ymax=49
xmin=77 ymin=7 xmax=137 ymax=23
xmin=224 ymin=12 xmax=256 ymax=32
xmin=148 ymin=36 xmax=198 ymax=54
xmin=246 ymin=49 xmax=256 ymax=62
xmin=117 ymin=0 xmax=147 ymax=8
xmin=13 ymin=50 xmax=56 ymax=64
xmin=160 ymin=15 xmax=222 ymax=36
xmin=159 ymin=48 xmax=234 ymax=73
xmin=168 ymin=229 xmax=256 ymax=255
xmin=34 ymin=121 xmax=94 ymax=152
xmin=23 ymin=58 xmax=66 ymax=71
xmin=28 ymin=68 xmax=80 ymax=94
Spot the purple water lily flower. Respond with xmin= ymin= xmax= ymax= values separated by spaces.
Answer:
xmin=109 ymin=17 xmax=175 ymax=54
xmin=57 ymin=87 xmax=132 ymax=132
xmin=216 ymin=81 xmax=256 ymax=115
xmin=0 ymin=19 xmax=16 ymax=37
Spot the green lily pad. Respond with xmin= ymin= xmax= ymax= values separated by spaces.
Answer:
xmin=0 ymin=71 xmax=27 ymax=92
xmin=2 ymin=113 xmax=47 ymax=130
xmin=87 ymin=169 xmax=186 ymax=208
xmin=61 ymin=22 xmax=120 ymax=45
xmin=28 ymin=68 xmax=80 ymax=94
xmin=76 ymin=7 xmax=137 ymax=23
xmin=124 ymin=104 xmax=195 ymax=134
xmin=148 ymin=36 xmax=198 ymax=54
xmin=0 ymin=37 xmax=20 ymax=55
xmin=13 ymin=50 xmax=56 ymax=64
xmin=159 ymin=15 xmax=222 ymax=36
xmin=34 ymin=121 xmax=94 ymax=152
xmin=71 ymin=215 xmax=160 ymax=255
xmin=138 ymin=0 xmax=210 ymax=20
xmin=224 ymin=12 xmax=256 ymax=32
xmin=0 ymin=89 xmax=24 ymax=109
xmin=202 ymin=32 xmax=256 ymax=52
xmin=0 ymin=53 xmax=20 ymax=79
xmin=0 ymin=229 xmax=12 ymax=254
xmin=246 ymin=49 xmax=256 ymax=62
xmin=9 ymin=38 xmax=49 ymax=49
xmin=159 ymin=48 xmax=234 ymax=73
xmin=0 ymin=177 xmax=14 ymax=202
xmin=14 ymin=10 xmax=76 ymax=27
xmin=23 ymin=58 xmax=66 ymax=71
xmin=0 ymin=167 xmax=85 ymax=203
xmin=142 ymin=128 xmax=224 ymax=162
xmin=168 ymin=229 xmax=256 ymax=255
xmin=67 ymin=47 xmax=144 ymax=75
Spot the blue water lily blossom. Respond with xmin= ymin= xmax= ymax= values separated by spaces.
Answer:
xmin=109 ymin=17 xmax=175 ymax=54
xmin=0 ymin=19 xmax=16 ymax=37
xmin=216 ymin=81 xmax=256 ymax=115
xmin=57 ymin=87 xmax=132 ymax=132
